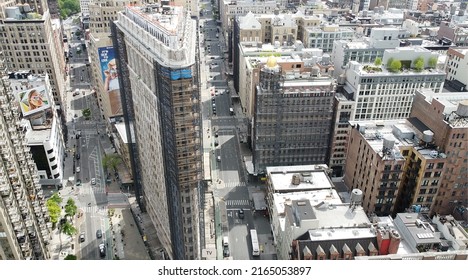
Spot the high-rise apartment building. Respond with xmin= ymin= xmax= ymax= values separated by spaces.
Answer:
xmin=9 ymin=72 xmax=66 ymax=189
xmin=252 ymin=56 xmax=335 ymax=174
xmin=0 ymin=0 xmax=66 ymax=106
xmin=79 ymin=0 xmax=90 ymax=15
xmin=0 ymin=71 xmax=52 ymax=260
xmin=112 ymin=4 xmax=201 ymax=260
xmin=410 ymin=89 xmax=468 ymax=216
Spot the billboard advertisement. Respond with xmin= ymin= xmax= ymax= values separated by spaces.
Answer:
xmin=98 ymin=46 xmax=122 ymax=116
xmin=17 ymin=86 xmax=51 ymax=117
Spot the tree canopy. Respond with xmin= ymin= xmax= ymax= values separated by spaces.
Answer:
xmin=102 ymin=154 xmax=122 ymax=172
xmin=413 ymin=57 xmax=425 ymax=71
xmin=46 ymin=193 xmax=63 ymax=226
xmin=374 ymin=57 xmax=382 ymax=66
xmin=388 ymin=59 xmax=402 ymax=73
xmin=428 ymin=57 xmax=437 ymax=68
xmin=65 ymin=198 xmax=78 ymax=221
xmin=58 ymin=0 xmax=80 ymax=19
xmin=61 ymin=220 xmax=77 ymax=237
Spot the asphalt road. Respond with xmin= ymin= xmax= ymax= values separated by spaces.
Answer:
xmin=63 ymin=18 xmax=113 ymax=260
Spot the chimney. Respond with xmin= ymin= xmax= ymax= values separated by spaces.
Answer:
xmin=376 ymin=227 xmax=390 ymax=255
xmin=388 ymin=229 xmax=401 ymax=254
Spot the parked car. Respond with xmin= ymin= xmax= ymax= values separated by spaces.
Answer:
xmin=75 ymin=179 xmax=82 ymax=186
xmin=76 ymin=153 xmax=80 ymax=160
xmin=96 ymin=229 xmax=102 ymax=239
xmin=76 ymin=166 xmax=80 ymax=173
xmin=91 ymin=178 xmax=96 ymax=185
xmin=214 ymin=141 xmax=219 ymax=147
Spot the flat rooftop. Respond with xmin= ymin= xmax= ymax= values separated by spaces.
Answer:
xmin=308 ymin=227 xmax=375 ymax=241
xmin=349 ymin=119 xmax=447 ymax=161
xmin=267 ymin=165 xmax=334 ymax=193
xmin=126 ymin=5 xmax=184 ymax=36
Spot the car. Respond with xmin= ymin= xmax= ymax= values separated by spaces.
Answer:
xmin=79 ymin=232 xmax=85 ymax=242
xmin=238 ymin=209 xmax=245 ymax=219
xmin=98 ymin=243 xmax=106 ymax=258
xmin=91 ymin=178 xmax=96 ymax=185
xmin=76 ymin=166 xmax=80 ymax=173
xmin=223 ymin=246 xmax=230 ymax=257
xmin=76 ymin=153 xmax=80 ymax=160
xmin=214 ymin=141 xmax=219 ymax=147
xmin=96 ymin=229 xmax=102 ymax=239
xmin=215 ymin=132 xmax=219 ymax=138
xmin=75 ymin=179 xmax=82 ymax=186
xmin=217 ymin=156 xmax=221 ymax=162
xmin=211 ymin=97 xmax=215 ymax=102
xmin=220 ymin=90 xmax=224 ymax=95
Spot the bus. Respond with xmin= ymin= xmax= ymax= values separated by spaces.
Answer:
xmin=250 ymin=229 xmax=260 ymax=256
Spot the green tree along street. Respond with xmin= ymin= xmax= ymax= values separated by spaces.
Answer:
xmin=102 ymin=154 xmax=122 ymax=172
xmin=64 ymin=254 xmax=77 ymax=260
xmin=61 ymin=220 xmax=77 ymax=237
xmin=65 ymin=198 xmax=78 ymax=222
xmin=46 ymin=193 xmax=63 ymax=228
xmin=58 ymin=0 xmax=80 ymax=19
xmin=82 ymin=108 xmax=91 ymax=120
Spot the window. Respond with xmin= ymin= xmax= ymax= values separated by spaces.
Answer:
xmin=436 ymin=163 xmax=444 ymax=169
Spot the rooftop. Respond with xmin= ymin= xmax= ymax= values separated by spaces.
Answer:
xmin=307 ymin=227 xmax=375 ymax=241
xmin=126 ymin=4 xmax=184 ymax=37
xmin=267 ymin=165 xmax=334 ymax=193
xmin=349 ymin=119 xmax=447 ymax=161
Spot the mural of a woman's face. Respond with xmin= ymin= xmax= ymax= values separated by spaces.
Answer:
xmin=28 ymin=90 xmax=43 ymax=109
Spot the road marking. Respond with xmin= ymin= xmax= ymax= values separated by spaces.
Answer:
xmin=226 ymin=199 xmax=250 ymax=206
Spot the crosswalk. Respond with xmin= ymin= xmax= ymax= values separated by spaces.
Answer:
xmin=81 ymin=205 xmax=108 ymax=214
xmin=220 ymin=181 xmax=246 ymax=189
xmin=226 ymin=199 xmax=250 ymax=206
xmin=79 ymin=186 xmax=106 ymax=195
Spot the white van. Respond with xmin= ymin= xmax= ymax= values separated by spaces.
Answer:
xmin=223 ymin=236 xmax=229 ymax=247
xmin=229 ymin=108 xmax=234 ymax=115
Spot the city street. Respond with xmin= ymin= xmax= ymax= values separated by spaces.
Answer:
xmin=200 ymin=1 xmax=277 ymax=260
xmin=61 ymin=18 xmax=117 ymax=260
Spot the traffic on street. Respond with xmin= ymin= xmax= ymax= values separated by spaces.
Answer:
xmin=199 ymin=1 xmax=277 ymax=260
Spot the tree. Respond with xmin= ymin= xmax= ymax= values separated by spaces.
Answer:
xmin=82 ymin=108 xmax=91 ymax=120
xmin=64 ymin=198 xmax=77 ymax=222
xmin=47 ymin=193 xmax=63 ymax=227
xmin=413 ymin=57 xmax=425 ymax=71
xmin=374 ymin=57 xmax=382 ymax=66
xmin=428 ymin=57 xmax=437 ymax=69
xmin=61 ymin=220 xmax=77 ymax=237
xmin=388 ymin=59 xmax=402 ymax=73
xmin=64 ymin=254 xmax=77 ymax=260
xmin=58 ymin=0 xmax=80 ymax=19
xmin=46 ymin=201 xmax=61 ymax=227
xmin=102 ymin=154 xmax=122 ymax=172
xmin=49 ymin=193 xmax=63 ymax=205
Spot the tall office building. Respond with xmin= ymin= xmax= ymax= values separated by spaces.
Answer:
xmin=112 ymin=4 xmax=201 ymax=260
xmin=0 ymin=0 xmax=66 ymax=106
xmin=0 ymin=69 xmax=52 ymax=259
xmin=252 ymin=56 xmax=335 ymax=174
xmin=87 ymin=0 xmax=142 ymax=125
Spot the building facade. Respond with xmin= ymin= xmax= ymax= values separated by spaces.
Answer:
xmin=252 ymin=56 xmax=335 ymax=174
xmin=9 ymin=72 xmax=66 ymax=189
xmin=0 ymin=71 xmax=52 ymax=260
xmin=445 ymin=47 xmax=468 ymax=91
xmin=112 ymin=4 xmax=202 ymax=260
xmin=0 ymin=0 xmax=66 ymax=107
xmin=87 ymin=0 xmax=141 ymax=125
xmin=345 ymin=119 xmax=450 ymax=216
xmin=410 ymin=89 xmax=468 ymax=216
